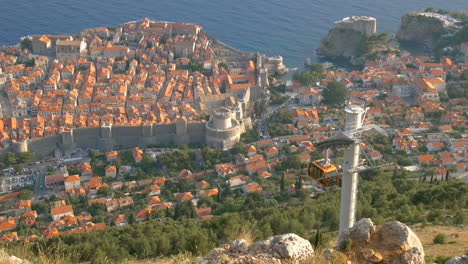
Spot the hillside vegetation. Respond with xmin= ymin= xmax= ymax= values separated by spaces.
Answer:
xmin=3 ymin=169 xmax=466 ymax=263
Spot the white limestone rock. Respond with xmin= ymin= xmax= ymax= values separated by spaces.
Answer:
xmin=350 ymin=218 xmax=376 ymax=241
xmin=349 ymin=219 xmax=425 ymax=264
xmin=198 ymin=233 xmax=313 ymax=264
xmin=361 ymin=248 xmax=383 ymax=263
xmin=230 ymin=239 xmax=249 ymax=253
xmin=379 ymin=221 xmax=424 ymax=254
xmin=268 ymin=233 xmax=314 ymax=261
xmin=398 ymin=247 xmax=425 ymax=264
xmin=249 ymin=236 xmax=274 ymax=254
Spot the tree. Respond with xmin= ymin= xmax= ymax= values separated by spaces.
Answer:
xmin=308 ymin=63 xmax=325 ymax=76
xmin=230 ymin=142 xmax=245 ymax=155
xmin=254 ymin=100 xmax=268 ymax=118
xmin=140 ymin=154 xmax=156 ymax=173
xmin=269 ymin=109 xmax=293 ymax=124
xmin=127 ymin=213 xmax=136 ymax=225
xmin=18 ymin=189 xmax=34 ymax=200
xmin=322 ymin=81 xmax=347 ymax=106
xmin=20 ymin=38 xmax=32 ymax=51
xmin=268 ymin=124 xmax=293 ymax=137
xmin=88 ymin=203 xmax=107 ymax=217
xmin=280 ymin=173 xmax=285 ymax=192
xmin=4 ymin=152 xmax=17 ymax=165
xmin=97 ymin=187 xmax=113 ymax=198
xmin=67 ymin=165 xmax=81 ymax=176
xmin=288 ymin=154 xmax=303 ymax=169
xmin=88 ymin=149 xmax=100 ymax=159
xmin=312 ymin=228 xmax=324 ymax=249
xmin=296 ymin=175 xmax=303 ymax=190
xmin=218 ymin=62 xmax=229 ymax=70
xmin=17 ymin=152 xmax=33 ymax=164
xmin=293 ymin=71 xmax=321 ymax=86
xmin=173 ymin=200 xmax=197 ymax=219
xmin=453 ymin=211 xmax=464 ymax=225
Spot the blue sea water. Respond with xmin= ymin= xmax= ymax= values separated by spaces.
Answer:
xmin=0 ymin=0 xmax=466 ymax=67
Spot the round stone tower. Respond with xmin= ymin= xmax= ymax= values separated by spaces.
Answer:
xmin=206 ymin=107 xmax=241 ymax=150
xmin=13 ymin=139 xmax=28 ymax=153
xmin=213 ymin=107 xmax=232 ymax=130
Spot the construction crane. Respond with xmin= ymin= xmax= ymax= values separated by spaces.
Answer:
xmin=307 ymin=101 xmax=391 ymax=244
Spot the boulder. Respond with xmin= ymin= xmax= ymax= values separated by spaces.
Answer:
xmin=249 ymin=236 xmax=274 ymax=254
xmin=198 ymin=233 xmax=313 ymax=264
xmin=269 ymin=233 xmax=314 ymax=261
xmin=350 ymin=218 xmax=376 ymax=241
xmin=398 ymin=247 xmax=425 ymax=264
xmin=445 ymin=255 xmax=468 ymax=264
xmin=379 ymin=221 xmax=424 ymax=253
xmin=348 ymin=219 xmax=425 ymax=264
xmin=361 ymin=248 xmax=383 ymax=263
xmin=230 ymin=239 xmax=249 ymax=253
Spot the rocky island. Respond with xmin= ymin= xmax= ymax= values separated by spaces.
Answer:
xmin=397 ymin=9 xmax=468 ymax=56
xmin=317 ymin=16 xmax=397 ymax=66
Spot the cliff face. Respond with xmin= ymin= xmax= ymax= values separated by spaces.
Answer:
xmin=396 ymin=13 xmax=445 ymax=47
xmin=318 ymin=28 xmax=364 ymax=58
xmin=317 ymin=28 xmax=396 ymax=66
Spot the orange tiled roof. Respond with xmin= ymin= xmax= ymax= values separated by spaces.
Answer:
xmin=51 ymin=205 xmax=73 ymax=216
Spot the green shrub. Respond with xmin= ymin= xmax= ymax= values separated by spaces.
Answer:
xmin=338 ymin=239 xmax=352 ymax=251
xmin=433 ymin=233 xmax=448 ymax=244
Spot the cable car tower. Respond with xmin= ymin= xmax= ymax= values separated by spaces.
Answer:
xmin=310 ymin=101 xmax=390 ymax=244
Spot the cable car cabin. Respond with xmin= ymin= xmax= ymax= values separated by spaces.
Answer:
xmin=308 ymin=159 xmax=340 ymax=188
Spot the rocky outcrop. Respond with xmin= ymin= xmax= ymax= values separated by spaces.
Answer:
xmin=197 ymin=233 xmax=314 ymax=264
xmin=317 ymin=27 xmax=396 ymax=66
xmin=349 ymin=218 xmax=376 ymax=241
xmin=445 ymin=255 xmax=468 ymax=264
xmin=318 ymin=28 xmax=365 ymax=58
xmin=197 ymin=219 xmax=428 ymax=264
xmin=396 ymin=13 xmax=445 ymax=48
xmin=348 ymin=218 xmax=425 ymax=264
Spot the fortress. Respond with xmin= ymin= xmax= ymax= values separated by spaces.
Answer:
xmin=13 ymin=105 xmax=251 ymax=156
xmin=334 ymin=16 xmax=377 ymax=36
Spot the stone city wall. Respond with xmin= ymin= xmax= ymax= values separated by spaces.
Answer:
xmin=12 ymin=121 xmax=210 ymax=156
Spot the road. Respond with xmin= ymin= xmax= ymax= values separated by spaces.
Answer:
xmin=33 ymin=165 xmax=48 ymax=198
xmin=256 ymin=92 xmax=300 ymax=140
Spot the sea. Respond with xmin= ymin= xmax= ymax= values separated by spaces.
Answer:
xmin=0 ymin=0 xmax=466 ymax=67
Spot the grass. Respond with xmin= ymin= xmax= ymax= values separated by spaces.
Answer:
xmin=412 ymin=224 xmax=468 ymax=260
xmin=1 ymin=242 xmax=69 ymax=264
xmin=126 ymin=252 xmax=196 ymax=264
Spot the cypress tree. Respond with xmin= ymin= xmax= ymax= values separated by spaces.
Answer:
xmin=216 ymin=186 xmax=221 ymax=202
xmin=314 ymin=228 xmax=322 ymax=249
xmin=280 ymin=173 xmax=285 ymax=192
xmin=296 ymin=175 xmax=303 ymax=190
